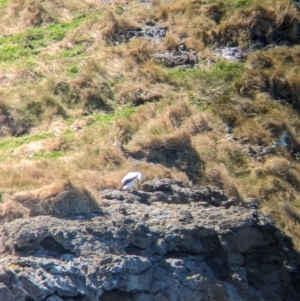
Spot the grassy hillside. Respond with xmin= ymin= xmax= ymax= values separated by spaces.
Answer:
xmin=0 ymin=0 xmax=300 ymax=249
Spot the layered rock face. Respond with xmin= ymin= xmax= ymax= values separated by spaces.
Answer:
xmin=0 ymin=179 xmax=299 ymax=301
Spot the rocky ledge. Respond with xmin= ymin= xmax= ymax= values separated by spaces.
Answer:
xmin=0 ymin=179 xmax=299 ymax=301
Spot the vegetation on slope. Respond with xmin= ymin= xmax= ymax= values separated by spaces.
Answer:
xmin=0 ymin=0 xmax=299 ymax=250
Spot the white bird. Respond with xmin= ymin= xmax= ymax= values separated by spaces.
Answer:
xmin=274 ymin=130 xmax=288 ymax=147
xmin=121 ymin=172 xmax=143 ymax=191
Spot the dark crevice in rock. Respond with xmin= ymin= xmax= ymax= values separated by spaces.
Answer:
xmin=40 ymin=237 xmax=74 ymax=256
xmin=290 ymin=271 xmax=300 ymax=295
xmin=165 ymin=250 xmax=201 ymax=259
xmin=243 ymin=237 xmax=300 ymax=301
xmin=14 ymin=240 xmax=36 ymax=254
xmin=205 ymin=257 xmax=230 ymax=281
xmin=124 ymin=244 xmax=146 ymax=256
xmin=48 ymin=295 xmax=87 ymax=301
xmin=202 ymin=235 xmax=230 ymax=281
xmin=100 ymin=289 xmax=134 ymax=301
xmin=63 ymin=296 xmax=87 ymax=301
xmin=15 ymin=236 xmax=74 ymax=258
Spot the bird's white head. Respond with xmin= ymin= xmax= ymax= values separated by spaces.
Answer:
xmin=121 ymin=172 xmax=143 ymax=184
xmin=136 ymin=172 xmax=143 ymax=182
xmin=121 ymin=172 xmax=143 ymax=191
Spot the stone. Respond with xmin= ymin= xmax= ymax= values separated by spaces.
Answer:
xmin=0 ymin=179 xmax=298 ymax=301
xmin=0 ymin=283 xmax=14 ymax=301
xmin=133 ymin=293 xmax=154 ymax=301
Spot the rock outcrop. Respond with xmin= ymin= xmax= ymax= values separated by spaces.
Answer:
xmin=0 ymin=179 xmax=299 ymax=301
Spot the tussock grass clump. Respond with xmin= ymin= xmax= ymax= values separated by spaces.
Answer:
xmin=260 ymin=157 xmax=300 ymax=190
xmin=234 ymin=119 xmax=268 ymax=145
xmin=1 ymin=180 xmax=101 ymax=220
xmin=237 ymin=69 xmax=290 ymax=99
xmin=262 ymin=198 xmax=300 ymax=250
xmin=74 ymin=144 xmax=127 ymax=172
xmin=160 ymin=32 xmax=181 ymax=51
xmin=101 ymin=11 xmax=141 ymax=44
xmin=110 ymin=101 xmax=173 ymax=145
xmin=54 ymin=74 xmax=113 ymax=111
xmin=182 ymin=112 xmax=212 ymax=135
xmin=0 ymin=0 xmax=96 ymax=34
xmin=166 ymin=100 xmax=192 ymax=128
xmin=0 ymin=102 xmax=30 ymax=137
xmin=280 ymin=202 xmax=300 ymax=224
xmin=214 ymin=1 xmax=300 ymax=48
xmin=0 ymin=197 xmax=30 ymax=223
xmin=246 ymin=52 xmax=274 ymax=70
xmin=205 ymin=162 xmax=243 ymax=201
xmin=126 ymin=39 xmax=154 ymax=65
xmin=129 ymin=130 xmax=203 ymax=181
xmin=26 ymin=95 xmax=67 ymax=120
xmin=237 ymin=47 xmax=300 ymax=114
xmin=116 ymin=83 xmax=163 ymax=105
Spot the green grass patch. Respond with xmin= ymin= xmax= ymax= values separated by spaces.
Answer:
xmin=0 ymin=133 xmax=54 ymax=151
xmin=221 ymin=0 xmax=254 ymax=8
xmin=90 ymin=105 xmax=136 ymax=125
xmin=33 ymin=150 xmax=66 ymax=160
xmin=212 ymin=61 xmax=244 ymax=74
xmin=188 ymin=92 xmax=212 ymax=111
xmin=0 ymin=43 xmax=35 ymax=61
xmin=0 ymin=0 xmax=8 ymax=9
xmin=67 ymin=65 xmax=80 ymax=75
xmin=167 ymin=62 xmax=244 ymax=85
xmin=149 ymin=126 xmax=169 ymax=135
xmin=63 ymin=45 xmax=86 ymax=58
xmin=167 ymin=67 xmax=205 ymax=80
xmin=0 ymin=13 xmax=98 ymax=61
xmin=234 ymin=0 xmax=252 ymax=8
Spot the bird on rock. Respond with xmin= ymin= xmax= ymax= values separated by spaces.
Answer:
xmin=121 ymin=172 xmax=143 ymax=191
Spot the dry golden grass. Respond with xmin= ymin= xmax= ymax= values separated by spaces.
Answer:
xmin=234 ymin=119 xmax=268 ymax=145
xmin=205 ymin=162 xmax=243 ymax=201
xmin=127 ymin=129 xmax=203 ymax=181
xmin=116 ymin=81 xmax=164 ymax=105
xmin=0 ymin=198 xmax=30 ymax=223
xmin=246 ymin=52 xmax=274 ymax=70
xmin=161 ymin=32 xmax=181 ymax=51
xmin=126 ymin=39 xmax=154 ymax=64
xmin=181 ymin=113 xmax=212 ymax=135
xmin=262 ymin=197 xmax=300 ymax=251
xmin=263 ymin=157 xmax=292 ymax=177
xmin=0 ymin=180 xmax=102 ymax=221
xmin=0 ymin=0 xmax=97 ymax=33
xmin=101 ymin=11 xmax=141 ymax=44
xmin=214 ymin=0 xmax=300 ymax=48
xmin=74 ymin=144 xmax=127 ymax=171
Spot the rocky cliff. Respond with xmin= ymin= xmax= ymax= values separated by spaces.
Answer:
xmin=0 ymin=179 xmax=299 ymax=301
